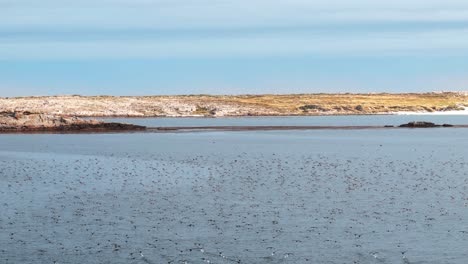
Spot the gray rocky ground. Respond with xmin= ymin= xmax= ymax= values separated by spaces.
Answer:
xmin=0 ymin=111 xmax=145 ymax=132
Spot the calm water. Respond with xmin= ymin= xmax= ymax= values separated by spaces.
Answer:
xmin=96 ymin=115 xmax=468 ymax=127
xmin=1 ymin=116 xmax=468 ymax=263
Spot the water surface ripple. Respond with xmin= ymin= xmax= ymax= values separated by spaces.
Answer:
xmin=1 ymin=128 xmax=468 ymax=263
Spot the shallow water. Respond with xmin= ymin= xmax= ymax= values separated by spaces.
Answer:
xmin=96 ymin=115 xmax=468 ymax=127
xmin=1 ymin=120 xmax=468 ymax=263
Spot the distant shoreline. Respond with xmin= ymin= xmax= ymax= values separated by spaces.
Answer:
xmin=1 ymin=92 xmax=467 ymax=117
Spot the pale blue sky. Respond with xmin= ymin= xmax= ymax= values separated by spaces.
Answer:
xmin=1 ymin=0 xmax=468 ymax=96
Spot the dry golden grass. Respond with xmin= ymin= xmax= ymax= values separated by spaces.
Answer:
xmin=169 ymin=92 xmax=468 ymax=114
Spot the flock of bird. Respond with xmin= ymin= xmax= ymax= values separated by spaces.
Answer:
xmin=1 ymin=131 xmax=468 ymax=263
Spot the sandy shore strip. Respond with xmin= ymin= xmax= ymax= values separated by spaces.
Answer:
xmin=394 ymin=107 xmax=468 ymax=115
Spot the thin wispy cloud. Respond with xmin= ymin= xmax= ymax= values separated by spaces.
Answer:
xmin=2 ymin=28 xmax=468 ymax=60
xmin=2 ymin=0 xmax=468 ymax=30
xmin=0 ymin=0 xmax=467 ymax=95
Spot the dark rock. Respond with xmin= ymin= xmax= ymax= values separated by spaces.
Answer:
xmin=399 ymin=121 xmax=440 ymax=128
xmin=442 ymin=124 xmax=454 ymax=127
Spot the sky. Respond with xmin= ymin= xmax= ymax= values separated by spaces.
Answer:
xmin=1 ymin=0 xmax=468 ymax=96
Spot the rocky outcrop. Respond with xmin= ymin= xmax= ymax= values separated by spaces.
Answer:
xmin=398 ymin=121 xmax=451 ymax=128
xmin=0 ymin=112 xmax=145 ymax=132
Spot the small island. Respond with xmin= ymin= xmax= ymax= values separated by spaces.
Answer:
xmin=0 ymin=92 xmax=467 ymax=117
xmin=0 ymin=111 xmax=146 ymax=133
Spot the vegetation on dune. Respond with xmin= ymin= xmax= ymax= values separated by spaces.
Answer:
xmin=193 ymin=106 xmax=217 ymax=116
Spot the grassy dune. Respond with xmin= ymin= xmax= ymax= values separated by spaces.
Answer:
xmin=1 ymin=92 xmax=467 ymax=117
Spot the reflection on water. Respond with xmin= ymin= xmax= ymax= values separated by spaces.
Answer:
xmin=1 ymin=125 xmax=468 ymax=263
